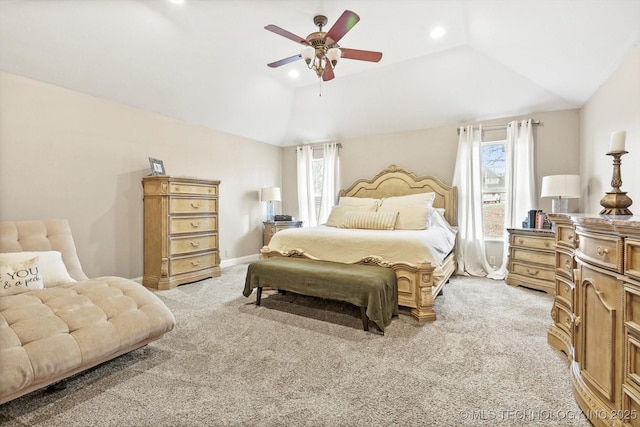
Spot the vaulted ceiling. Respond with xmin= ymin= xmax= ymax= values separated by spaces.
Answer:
xmin=1 ymin=0 xmax=638 ymax=146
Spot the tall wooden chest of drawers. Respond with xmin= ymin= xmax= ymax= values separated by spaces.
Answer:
xmin=506 ymin=228 xmax=556 ymax=294
xmin=142 ymin=176 xmax=221 ymax=289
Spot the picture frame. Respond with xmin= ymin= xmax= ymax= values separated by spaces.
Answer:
xmin=148 ymin=157 xmax=166 ymax=176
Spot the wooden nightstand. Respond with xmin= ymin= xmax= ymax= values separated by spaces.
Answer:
xmin=263 ymin=221 xmax=303 ymax=246
xmin=506 ymin=227 xmax=555 ymax=294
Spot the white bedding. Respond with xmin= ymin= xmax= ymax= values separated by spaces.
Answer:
xmin=266 ymin=211 xmax=457 ymax=282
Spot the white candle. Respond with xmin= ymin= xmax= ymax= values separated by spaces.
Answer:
xmin=609 ymin=130 xmax=626 ymax=152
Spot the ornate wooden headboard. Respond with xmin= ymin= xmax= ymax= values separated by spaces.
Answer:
xmin=339 ymin=165 xmax=457 ymax=226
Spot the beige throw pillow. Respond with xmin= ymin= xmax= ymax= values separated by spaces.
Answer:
xmin=338 ymin=196 xmax=380 ymax=210
xmin=339 ymin=211 xmax=398 ymax=230
xmin=326 ymin=204 xmax=377 ymax=227
xmin=378 ymin=205 xmax=431 ymax=230
xmin=0 ymin=257 xmax=45 ymax=296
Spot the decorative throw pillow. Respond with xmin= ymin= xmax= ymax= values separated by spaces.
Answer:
xmin=0 ymin=257 xmax=44 ymax=296
xmin=0 ymin=251 xmax=75 ymax=288
xmin=378 ymin=205 xmax=431 ymax=230
xmin=326 ymin=204 xmax=378 ymax=227
xmin=339 ymin=211 xmax=398 ymax=230
xmin=379 ymin=192 xmax=436 ymax=208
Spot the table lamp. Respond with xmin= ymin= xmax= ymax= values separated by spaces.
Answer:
xmin=541 ymin=175 xmax=580 ymax=213
xmin=261 ymin=187 xmax=281 ymax=221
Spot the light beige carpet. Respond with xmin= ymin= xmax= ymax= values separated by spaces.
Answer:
xmin=0 ymin=264 xmax=591 ymax=426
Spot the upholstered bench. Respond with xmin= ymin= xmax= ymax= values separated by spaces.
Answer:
xmin=243 ymin=257 xmax=398 ymax=332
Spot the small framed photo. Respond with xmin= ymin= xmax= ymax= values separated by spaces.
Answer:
xmin=148 ymin=157 xmax=166 ymax=176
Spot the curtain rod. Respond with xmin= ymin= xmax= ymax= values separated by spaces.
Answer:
xmin=457 ymin=120 xmax=542 ymax=134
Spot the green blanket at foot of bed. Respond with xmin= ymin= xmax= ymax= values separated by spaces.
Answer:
xmin=243 ymin=257 xmax=398 ymax=331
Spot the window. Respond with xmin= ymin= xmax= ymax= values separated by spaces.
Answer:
xmin=481 ymin=140 xmax=506 ymax=239
xmin=312 ymin=157 xmax=323 ymax=218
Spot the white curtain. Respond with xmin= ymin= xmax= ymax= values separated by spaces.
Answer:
xmin=452 ymin=125 xmax=494 ymax=276
xmin=489 ymin=119 xmax=536 ymax=279
xmin=296 ymin=145 xmax=317 ymax=227
xmin=318 ymin=142 xmax=340 ymax=224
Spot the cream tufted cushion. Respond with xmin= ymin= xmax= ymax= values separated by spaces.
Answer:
xmin=0 ymin=276 xmax=175 ymax=402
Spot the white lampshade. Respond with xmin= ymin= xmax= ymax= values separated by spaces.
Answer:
xmin=301 ymin=46 xmax=315 ymax=64
xmin=261 ymin=187 xmax=281 ymax=202
xmin=541 ymin=175 xmax=581 ymax=199
xmin=326 ymin=47 xmax=341 ymax=66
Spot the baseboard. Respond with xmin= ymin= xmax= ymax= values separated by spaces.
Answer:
xmin=220 ymin=253 xmax=259 ymax=269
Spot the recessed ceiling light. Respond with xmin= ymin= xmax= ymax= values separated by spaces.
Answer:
xmin=288 ymin=69 xmax=300 ymax=79
xmin=430 ymin=27 xmax=445 ymax=39
xmin=169 ymin=0 xmax=185 ymax=4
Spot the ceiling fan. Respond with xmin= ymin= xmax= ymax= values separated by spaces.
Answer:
xmin=265 ymin=10 xmax=383 ymax=82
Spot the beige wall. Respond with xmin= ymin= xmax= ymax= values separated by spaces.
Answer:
xmin=0 ymin=72 xmax=282 ymax=278
xmin=281 ymin=109 xmax=582 ymax=218
xmin=6 ymin=40 xmax=634 ymax=280
xmin=580 ymin=42 xmax=640 ymax=214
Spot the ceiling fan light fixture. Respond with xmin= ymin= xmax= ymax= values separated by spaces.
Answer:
xmin=265 ymin=10 xmax=382 ymax=84
xmin=301 ymin=46 xmax=315 ymax=65
xmin=327 ymin=47 xmax=341 ymax=67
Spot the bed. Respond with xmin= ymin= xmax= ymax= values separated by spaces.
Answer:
xmin=260 ymin=164 xmax=457 ymax=322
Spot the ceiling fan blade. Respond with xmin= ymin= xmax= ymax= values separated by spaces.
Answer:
xmin=340 ymin=48 xmax=383 ymax=62
xmin=267 ymin=54 xmax=302 ymax=68
xmin=325 ymin=10 xmax=360 ymax=44
xmin=322 ymin=61 xmax=335 ymax=82
xmin=264 ymin=24 xmax=309 ymax=45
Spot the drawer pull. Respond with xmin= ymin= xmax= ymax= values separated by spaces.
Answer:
xmin=190 ymin=222 xmax=200 ymax=228
xmin=567 ymin=234 xmax=574 ymax=241
xmin=526 ymin=268 xmax=540 ymax=276
xmin=190 ymin=241 xmax=200 ymax=247
xmin=518 ymin=238 xmax=524 ymax=244
xmin=564 ymin=260 xmax=572 ymax=270
xmin=564 ymin=285 xmax=570 ymax=293
xmin=574 ymin=316 xmax=581 ymax=327
xmin=596 ymin=246 xmax=609 ymax=256
xmin=191 ymin=260 xmax=201 ymax=266
xmin=544 ymin=241 xmax=551 ymax=247
xmin=191 ymin=202 xmax=201 ymax=209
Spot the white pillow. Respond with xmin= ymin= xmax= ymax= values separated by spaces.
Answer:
xmin=326 ymin=204 xmax=377 ymax=227
xmin=0 ymin=251 xmax=76 ymax=287
xmin=431 ymin=208 xmax=457 ymax=233
xmin=338 ymin=196 xmax=380 ymax=210
xmin=380 ymin=192 xmax=435 ymax=208
xmin=0 ymin=257 xmax=45 ymax=296
xmin=339 ymin=211 xmax=398 ymax=230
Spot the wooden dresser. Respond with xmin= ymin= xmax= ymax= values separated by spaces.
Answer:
xmin=547 ymin=214 xmax=640 ymax=426
xmin=142 ymin=176 xmax=221 ymax=290
xmin=547 ymin=214 xmax=577 ymax=358
xmin=506 ymin=228 xmax=555 ymax=294
xmin=263 ymin=220 xmax=303 ymax=246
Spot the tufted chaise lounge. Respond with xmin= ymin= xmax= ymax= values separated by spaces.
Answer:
xmin=0 ymin=220 xmax=175 ymax=404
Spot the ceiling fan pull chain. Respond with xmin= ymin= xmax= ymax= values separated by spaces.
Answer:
xmin=319 ymin=78 xmax=322 ymax=97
